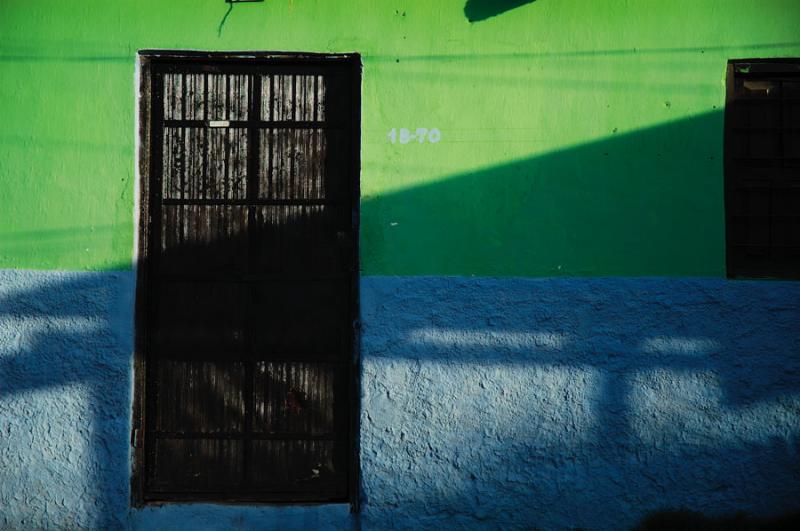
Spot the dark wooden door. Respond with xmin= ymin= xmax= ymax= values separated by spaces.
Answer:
xmin=725 ymin=60 xmax=800 ymax=278
xmin=135 ymin=54 xmax=359 ymax=503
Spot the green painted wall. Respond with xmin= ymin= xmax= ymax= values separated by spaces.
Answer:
xmin=1 ymin=0 xmax=799 ymax=275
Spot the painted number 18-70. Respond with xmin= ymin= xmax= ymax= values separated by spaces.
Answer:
xmin=388 ymin=128 xmax=442 ymax=144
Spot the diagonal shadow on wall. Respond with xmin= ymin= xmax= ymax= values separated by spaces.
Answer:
xmin=362 ymin=110 xmax=728 ymax=278
xmin=464 ymin=0 xmax=538 ymax=22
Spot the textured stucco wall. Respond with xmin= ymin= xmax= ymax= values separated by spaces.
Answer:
xmin=360 ymin=277 xmax=800 ymax=530
xmin=2 ymin=271 xmax=800 ymax=529
xmin=0 ymin=270 xmax=135 ymax=530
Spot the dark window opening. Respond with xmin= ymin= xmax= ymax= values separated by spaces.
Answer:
xmin=132 ymin=52 xmax=361 ymax=505
xmin=725 ymin=59 xmax=800 ymax=279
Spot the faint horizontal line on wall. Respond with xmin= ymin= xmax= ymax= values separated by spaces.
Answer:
xmin=367 ymin=41 xmax=800 ymax=63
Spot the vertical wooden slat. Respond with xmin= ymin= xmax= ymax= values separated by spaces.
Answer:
xmin=160 ymin=205 xmax=248 ymax=273
xmin=184 ymin=74 xmax=197 ymax=119
xmin=316 ymin=74 xmax=326 ymax=122
xmin=144 ymin=69 xmax=166 ymax=491
xmin=252 ymin=362 xmax=338 ymax=434
xmin=207 ymin=74 xmax=227 ymax=120
xmin=243 ymin=72 xmax=262 ymax=489
xmin=157 ymin=361 xmax=246 ymax=432
xmin=258 ymin=129 xmax=329 ymax=200
xmin=163 ymin=127 xmax=247 ymax=200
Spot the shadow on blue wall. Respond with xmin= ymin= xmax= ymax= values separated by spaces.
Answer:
xmin=0 ymin=270 xmax=134 ymax=529
xmin=1 ymin=109 xmax=800 ymax=529
xmin=359 ymin=276 xmax=800 ymax=529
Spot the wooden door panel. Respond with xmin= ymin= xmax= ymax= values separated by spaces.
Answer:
xmin=138 ymin=56 xmax=359 ymax=502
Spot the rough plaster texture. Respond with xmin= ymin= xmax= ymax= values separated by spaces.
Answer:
xmin=360 ymin=276 xmax=800 ymax=530
xmin=2 ymin=271 xmax=800 ymax=530
xmin=0 ymin=269 xmax=135 ymax=530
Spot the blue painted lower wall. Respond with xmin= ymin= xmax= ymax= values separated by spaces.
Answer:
xmin=1 ymin=271 xmax=799 ymax=529
xmin=359 ymin=277 xmax=800 ymax=529
xmin=0 ymin=270 xmax=135 ymax=530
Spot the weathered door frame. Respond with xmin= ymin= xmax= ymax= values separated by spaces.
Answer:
xmin=132 ymin=50 xmax=361 ymax=509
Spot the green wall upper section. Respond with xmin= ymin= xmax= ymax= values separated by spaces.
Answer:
xmin=1 ymin=0 xmax=799 ymax=275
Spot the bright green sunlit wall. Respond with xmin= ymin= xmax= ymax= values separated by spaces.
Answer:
xmin=1 ymin=0 xmax=799 ymax=275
